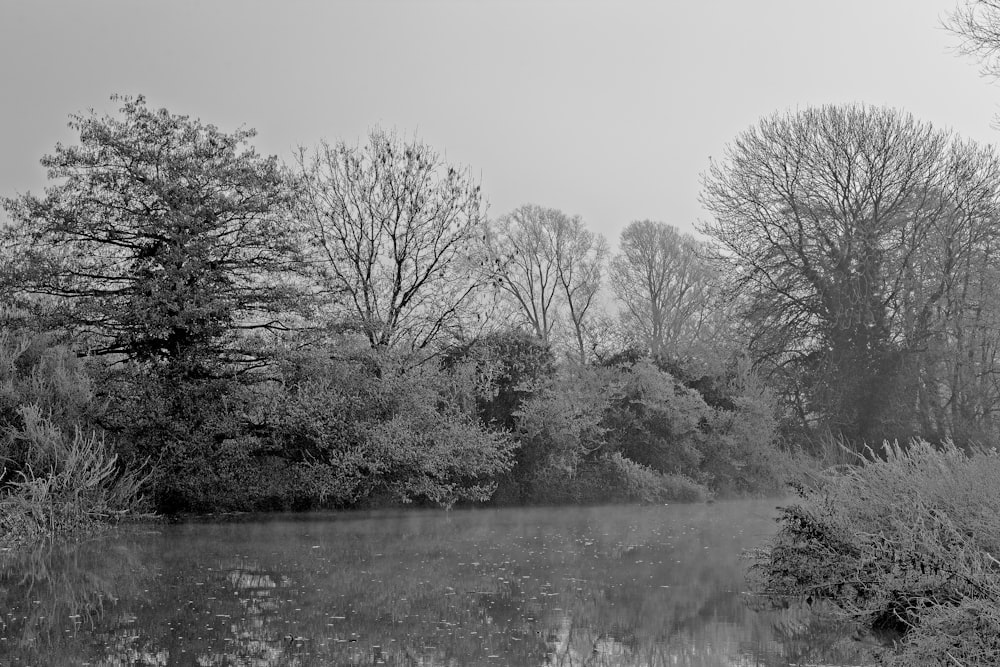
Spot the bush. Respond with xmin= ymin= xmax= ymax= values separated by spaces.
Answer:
xmin=443 ymin=329 xmax=555 ymax=431
xmin=509 ymin=365 xmax=609 ymax=500
xmin=747 ymin=440 xmax=1000 ymax=664
xmin=280 ymin=350 xmax=516 ymax=509
xmin=1 ymin=407 xmax=149 ymax=546
xmin=602 ymin=359 xmax=708 ymax=476
xmin=520 ymin=453 xmax=710 ymax=505
xmin=0 ymin=333 xmax=148 ymax=546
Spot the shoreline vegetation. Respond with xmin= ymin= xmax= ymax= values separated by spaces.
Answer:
xmin=748 ymin=441 xmax=1000 ymax=665
xmin=0 ymin=327 xmax=793 ymax=551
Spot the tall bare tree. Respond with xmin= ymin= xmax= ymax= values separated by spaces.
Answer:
xmin=487 ymin=204 xmax=607 ymax=360
xmin=298 ymin=129 xmax=490 ymax=352
xmin=555 ymin=216 xmax=608 ymax=362
xmin=610 ymin=221 xmax=712 ymax=359
xmin=947 ymin=0 xmax=1000 ymax=78
xmin=699 ymin=104 xmax=1000 ymax=442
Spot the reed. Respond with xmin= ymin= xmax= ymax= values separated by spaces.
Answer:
xmin=1 ymin=406 xmax=150 ymax=547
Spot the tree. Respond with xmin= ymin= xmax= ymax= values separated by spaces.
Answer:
xmin=947 ymin=0 xmax=1000 ymax=78
xmin=297 ymin=129 xmax=490 ymax=353
xmin=700 ymin=104 xmax=1000 ymax=442
xmin=610 ymin=221 xmax=713 ymax=359
xmin=555 ymin=216 xmax=609 ymax=363
xmin=1 ymin=95 xmax=302 ymax=374
xmin=487 ymin=204 xmax=607 ymax=360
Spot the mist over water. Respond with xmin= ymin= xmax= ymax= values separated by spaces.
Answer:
xmin=0 ymin=500 xmax=871 ymax=666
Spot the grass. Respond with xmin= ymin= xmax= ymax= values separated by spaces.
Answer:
xmin=1 ymin=406 xmax=151 ymax=548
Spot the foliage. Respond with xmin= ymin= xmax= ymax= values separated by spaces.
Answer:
xmin=499 ymin=355 xmax=785 ymax=503
xmin=100 ymin=364 xmax=315 ymax=513
xmin=602 ymin=359 xmax=709 ymax=477
xmin=581 ymin=452 xmax=710 ymax=504
xmin=443 ymin=329 xmax=555 ymax=431
xmin=277 ymin=349 xmax=516 ymax=509
xmin=748 ymin=440 xmax=1000 ymax=664
xmin=0 ymin=331 xmax=102 ymax=453
xmin=1 ymin=94 xmax=303 ymax=374
xmin=0 ymin=333 xmax=148 ymax=547
xmin=509 ymin=364 xmax=610 ymax=500
xmin=0 ymin=95 xmax=816 ymax=543
xmin=1 ymin=407 xmax=149 ymax=546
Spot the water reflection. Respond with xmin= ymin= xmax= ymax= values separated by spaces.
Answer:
xmin=0 ymin=501 xmax=874 ymax=666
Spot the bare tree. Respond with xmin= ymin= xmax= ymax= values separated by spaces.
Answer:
xmin=555 ymin=217 xmax=608 ymax=362
xmin=487 ymin=204 xmax=607 ymax=360
xmin=699 ymin=104 xmax=1000 ymax=442
xmin=610 ymin=221 xmax=712 ymax=359
xmin=947 ymin=0 xmax=1000 ymax=78
xmin=298 ymin=129 xmax=490 ymax=352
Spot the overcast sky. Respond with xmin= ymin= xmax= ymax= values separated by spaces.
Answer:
xmin=2 ymin=1 xmax=998 ymax=245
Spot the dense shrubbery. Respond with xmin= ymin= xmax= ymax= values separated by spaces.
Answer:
xmin=277 ymin=348 xmax=515 ymax=509
xmin=0 ymin=333 xmax=149 ymax=546
xmin=748 ymin=440 xmax=1000 ymax=665
xmin=0 ymin=322 xmax=790 ymax=530
xmin=480 ymin=350 xmax=789 ymax=505
xmin=99 ymin=344 xmax=516 ymax=513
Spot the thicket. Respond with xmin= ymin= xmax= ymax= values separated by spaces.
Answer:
xmin=0 ymin=324 xmax=793 ymax=540
xmin=468 ymin=343 xmax=791 ymax=505
xmin=0 ymin=332 xmax=149 ymax=547
xmin=748 ymin=441 xmax=1000 ymax=665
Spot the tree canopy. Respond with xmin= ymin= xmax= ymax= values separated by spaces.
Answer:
xmin=700 ymin=104 xmax=1000 ymax=441
xmin=298 ymin=129 xmax=490 ymax=353
xmin=2 ymin=95 xmax=303 ymax=373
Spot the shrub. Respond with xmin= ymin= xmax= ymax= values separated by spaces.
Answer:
xmin=521 ymin=453 xmax=710 ymax=505
xmin=280 ymin=351 xmax=516 ymax=509
xmin=602 ymin=359 xmax=708 ymax=477
xmin=510 ymin=365 xmax=610 ymax=498
xmin=443 ymin=329 xmax=555 ymax=431
xmin=597 ymin=452 xmax=710 ymax=503
xmin=1 ymin=407 xmax=149 ymax=546
xmin=105 ymin=367 xmax=321 ymax=513
xmin=0 ymin=333 xmax=147 ymax=546
xmin=748 ymin=440 xmax=1000 ymax=664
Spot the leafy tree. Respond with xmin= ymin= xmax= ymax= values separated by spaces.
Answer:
xmin=298 ymin=129 xmax=490 ymax=352
xmin=2 ymin=95 xmax=302 ymax=374
xmin=602 ymin=359 xmax=708 ymax=477
xmin=513 ymin=364 xmax=610 ymax=490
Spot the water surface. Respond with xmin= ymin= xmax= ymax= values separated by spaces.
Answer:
xmin=0 ymin=500 xmax=872 ymax=666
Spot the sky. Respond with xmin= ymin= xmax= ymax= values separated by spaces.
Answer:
xmin=2 ymin=0 xmax=999 ymax=246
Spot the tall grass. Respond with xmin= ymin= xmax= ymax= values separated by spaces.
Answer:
xmin=747 ymin=439 xmax=1000 ymax=665
xmin=1 ymin=406 xmax=150 ymax=546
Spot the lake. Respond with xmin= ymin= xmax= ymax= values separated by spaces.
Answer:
xmin=0 ymin=499 xmax=874 ymax=666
